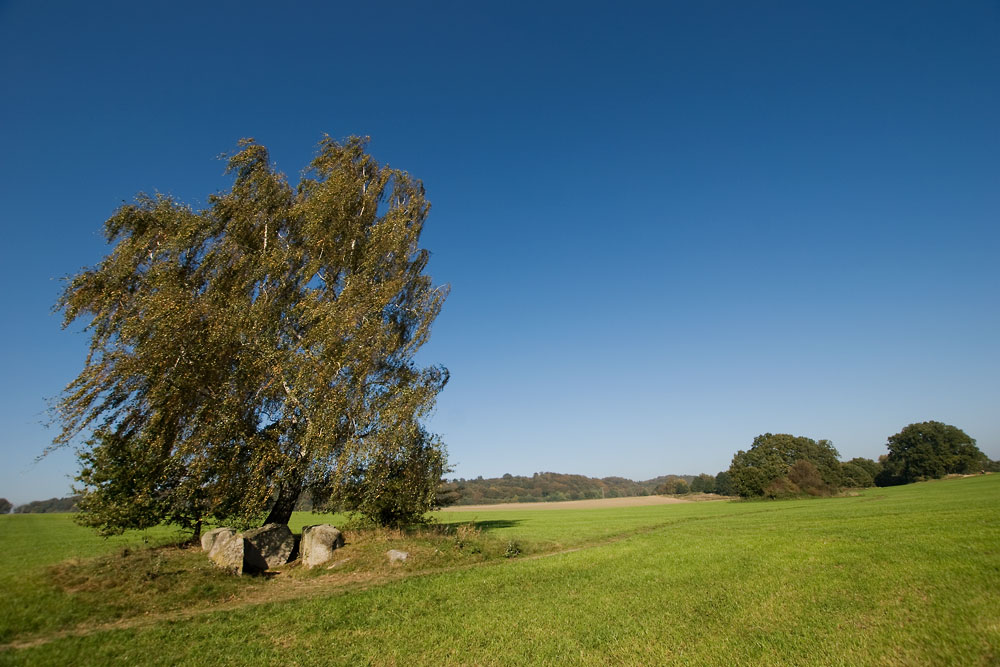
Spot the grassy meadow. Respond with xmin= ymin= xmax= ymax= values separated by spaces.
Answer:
xmin=1 ymin=475 xmax=998 ymax=665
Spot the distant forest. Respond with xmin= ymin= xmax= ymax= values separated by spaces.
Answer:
xmin=12 ymin=474 xmax=717 ymax=514
xmin=13 ymin=496 xmax=80 ymax=513
xmin=436 ymin=472 xmax=710 ymax=505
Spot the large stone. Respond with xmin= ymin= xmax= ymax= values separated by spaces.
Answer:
xmin=301 ymin=524 xmax=345 ymax=568
xmin=206 ymin=523 xmax=295 ymax=575
xmin=387 ymin=549 xmax=409 ymax=563
xmin=201 ymin=527 xmax=235 ymax=553
xmin=209 ymin=532 xmax=246 ymax=575
xmin=242 ymin=523 xmax=295 ymax=570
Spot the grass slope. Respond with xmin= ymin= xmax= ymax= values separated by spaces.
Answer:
xmin=1 ymin=475 xmax=998 ymax=665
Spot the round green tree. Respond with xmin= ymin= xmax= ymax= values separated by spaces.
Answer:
xmin=878 ymin=421 xmax=985 ymax=485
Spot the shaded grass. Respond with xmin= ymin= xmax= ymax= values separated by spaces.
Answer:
xmin=2 ymin=475 xmax=999 ymax=665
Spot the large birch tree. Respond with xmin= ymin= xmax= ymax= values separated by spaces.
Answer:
xmin=53 ymin=137 xmax=449 ymax=534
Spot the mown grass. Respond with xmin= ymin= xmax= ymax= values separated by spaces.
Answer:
xmin=1 ymin=475 xmax=998 ymax=665
xmin=0 ymin=515 xmax=187 ymax=644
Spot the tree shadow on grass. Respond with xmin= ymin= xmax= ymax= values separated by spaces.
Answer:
xmin=434 ymin=518 xmax=521 ymax=533
xmin=473 ymin=519 xmax=521 ymax=532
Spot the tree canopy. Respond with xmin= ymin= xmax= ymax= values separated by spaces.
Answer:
xmin=54 ymin=137 xmax=449 ymax=534
xmin=713 ymin=470 xmax=735 ymax=496
xmin=877 ymin=421 xmax=985 ymax=486
xmin=689 ymin=473 xmax=716 ymax=494
xmin=655 ymin=476 xmax=690 ymax=495
xmin=840 ymin=457 xmax=881 ymax=488
xmin=728 ymin=433 xmax=843 ymax=498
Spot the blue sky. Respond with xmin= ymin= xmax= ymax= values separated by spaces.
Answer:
xmin=1 ymin=1 xmax=997 ymax=505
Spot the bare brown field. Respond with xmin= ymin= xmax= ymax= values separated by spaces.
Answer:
xmin=442 ymin=495 xmax=707 ymax=512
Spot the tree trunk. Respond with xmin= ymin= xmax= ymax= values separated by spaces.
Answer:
xmin=264 ymin=475 xmax=303 ymax=526
xmin=192 ymin=518 xmax=202 ymax=541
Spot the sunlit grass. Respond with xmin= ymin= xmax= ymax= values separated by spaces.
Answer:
xmin=2 ymin=475 xmax=998 ymax=665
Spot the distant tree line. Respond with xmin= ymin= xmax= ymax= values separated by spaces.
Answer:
xmin=11 ymin=496 xmax=81 ymax=513
xmin=651 ymin=473 xmax=736 ymax=496
xmin=437 ymin=472 xmax=661 ymax=505
xmin=9 ymin=422 xmax=994 ymax=512
xmin=724 ymin=421 xmax=996 ymax=500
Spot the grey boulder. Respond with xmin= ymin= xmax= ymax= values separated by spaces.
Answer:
xmin=209 ymin=532 xmax=246 ymax=575
xmin=242 ymin=523 xmax=295 ymax=571
xmin=207 ymin=523 xmax=295 ymax=575
xmin=301 ymin=524 xmax=345 ymax=569
xmin=201 ymin=527 xmax=235 ymax=553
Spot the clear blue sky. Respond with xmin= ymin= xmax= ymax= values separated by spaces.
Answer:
xmin=1 ymin=1 xmax=997 ymax=505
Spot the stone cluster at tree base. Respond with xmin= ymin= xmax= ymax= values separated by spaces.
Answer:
xmin=202 ymin=523 xmax=343 ymax=575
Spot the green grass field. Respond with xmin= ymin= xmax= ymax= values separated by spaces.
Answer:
xmin=1 ymin=475 xmax=998 ymax=665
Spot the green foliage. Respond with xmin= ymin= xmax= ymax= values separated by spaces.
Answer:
xmin=848 ymin=457 xmax=882 ymax=479
xmin=713 ymin=470 xmax=735 ymax=496
xmin=877 ymin=421 xmax=986 ymax=486
xmin=689 ymin=473 xmax=716 ymax=494
xmin=763 ymin=475 xmax=801 ymax=499
xmin=728 ymin=433 xmax=843 ymax=498
xmin=784 ymin=459 xmax=831 ymax=497
xmin=328 ymin=427 xmax=448 ymax=527
xmin=53 ymin=137 xmax=448 ymax=532
xmin=0 ymin=498 xmax=12 ymax=514
xmin=840 ymin=457 xmax=880 ymax=488
xmin=433 ymin=479 xmax=462 ymax=508
xmin=75 ymin=430 xmax=210 ymax=533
